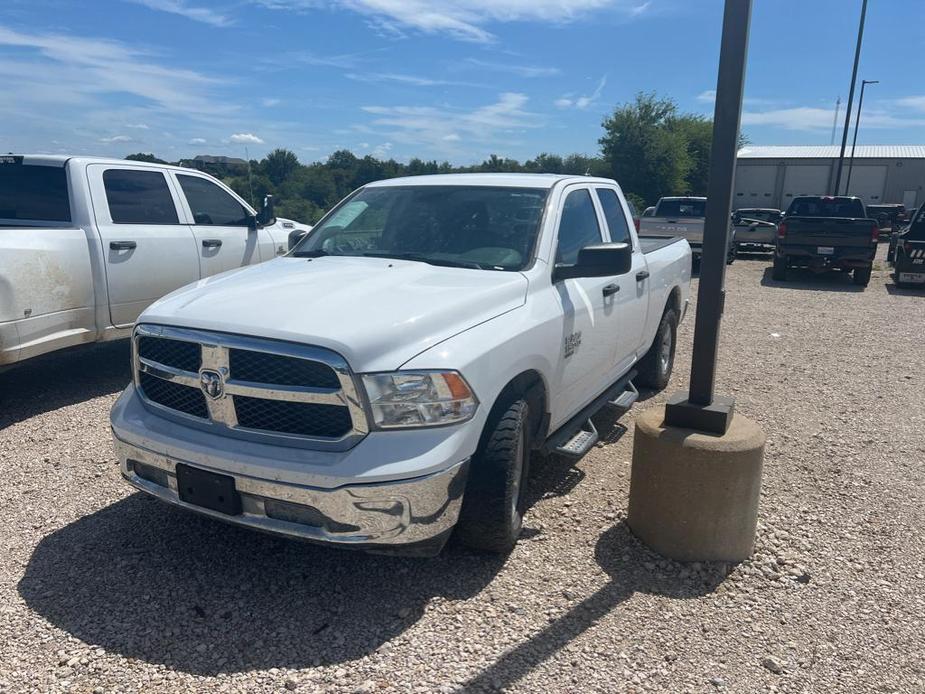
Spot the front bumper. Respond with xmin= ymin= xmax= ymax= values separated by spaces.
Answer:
xmin=114 ymin=433 xmax=468 ymax=554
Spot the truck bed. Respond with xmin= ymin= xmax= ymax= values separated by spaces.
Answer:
xmin=639 ymin=235 xmax=685 ymax=254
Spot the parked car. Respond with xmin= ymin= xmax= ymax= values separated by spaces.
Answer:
xmin=0 ymin=155 xmax=310 ymax=368
xmin=890 ymin=205 xmax=925 ymax=288
xmin=110 ymin=174 xmax=692 ymax=555
xmin=731 ymin=208 xmax=781 ymax=251
xmin=772 ymin=196 xmax=878 ymax=286
xmin=866 ymin=204 xmax=906 ymax=232
xmin=639 ymin=196 xmax=736 ymax=263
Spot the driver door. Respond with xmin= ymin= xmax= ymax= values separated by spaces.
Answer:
xmin=172 ymin=172 xmax=260 ymax=276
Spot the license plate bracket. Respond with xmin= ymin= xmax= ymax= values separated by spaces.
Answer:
xmin=175 ymin=463 xmax=242 ymax=515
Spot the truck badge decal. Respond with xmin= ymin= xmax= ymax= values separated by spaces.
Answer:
xmin=199 ymin=369 xmax=225 ymax=400
xmin=564 ymin=331 xmax=582 ymax=358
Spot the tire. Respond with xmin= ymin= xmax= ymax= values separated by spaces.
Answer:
xmin=727 ymin=244 xmax=737 ymax=265
xmin=636 ymin=308 xmax=678 ymax=390
xmin=853 ymin=266 xmax=872 ymax=286
xmin=772 ymin=255 xmax=787 ymax=281
xmin=455 ymin=399 xmax=531 ymax=554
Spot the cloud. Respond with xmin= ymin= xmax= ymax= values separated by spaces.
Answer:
xmin=360 ymin=91 xmax=540 ymax=154
xmin=188 ymin=137 xmax=207 ymax=144
xmin=741 ymin=106 xmax=925 ymax=131
xmin=229 ymin=132 xmax=264 ymax=144
xmin=371 ymin=142 xmax=394 ymax=158
xmin=555 ymin=75 xmax=607 ymax=110
xmin=345 ymin=71 xmax=482 ymax=88
xmin=100 ymin=134 xmax=136 ymax=143
xmin=127 ymin=0 xmax=233 ymax=27
xmin=896 ymin=95 xmax=925 ymax=112
xmin=696 ymin=89 xmax=716 ymax=103
xmin=463 ymin=58 xmax=560 ymax=78
xmin=125 ymin=122 xmax=150 ymax=129
xmin=261 ymin=97 xmax=281 ymax=107
xmin=257 ymin=0 xmax=648 ymax=42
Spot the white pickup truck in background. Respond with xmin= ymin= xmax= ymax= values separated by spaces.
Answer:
xmin=0 ymin=155 xmax=311 ymax=368
xmin=639 ymin=195 xmax=736 ymax=263
xmin=111 ymin=173 xmax=691 ymax=555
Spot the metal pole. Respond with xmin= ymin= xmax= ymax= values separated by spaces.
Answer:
xmin=664 ymin=0 xmax=751 ymax=435
xmin=687 ymin=0 xmax=752 ymax=406
xmin=833 ymin=0 xmax=868 ymax=195
xmin=830 ymin=96 xmax=841 ymax=146
xmin=845 ymin=80 xmax=877 ymax=194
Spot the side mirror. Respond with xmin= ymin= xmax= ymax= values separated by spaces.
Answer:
xmin=288 ymin=228 xmax=309 ymax=251
xmin=246 ymin=213 xmax=258 ymax=232
xmin=257 ymin=194 xmax=275 ymax=226
xmin=554 ymin=242 xmax=632 ymax=282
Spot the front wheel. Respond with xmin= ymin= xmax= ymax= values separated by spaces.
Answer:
xmin=455 ymin=399 xmax=531 ymax=554
xmin=853 ymin=266 xmax=872 ymax=286
xmin=636 ymin=308 xmax=678 ymax=390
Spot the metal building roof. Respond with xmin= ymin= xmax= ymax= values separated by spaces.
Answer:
xmin=737 ymin=145 xmax=925 ymax=159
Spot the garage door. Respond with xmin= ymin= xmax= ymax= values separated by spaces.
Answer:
xmin=733 ymin=164 xmax=777 ymax=210
xmin=844 ymin=165 xmax=887 ymax=203
xmin=781 ymin=165 xmax=831 ymax=209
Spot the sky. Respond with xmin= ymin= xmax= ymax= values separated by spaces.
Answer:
xmin=1 ymin=0 xmax=923 ymax=165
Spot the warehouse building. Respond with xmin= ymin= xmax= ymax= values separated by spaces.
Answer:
xmin=733 ymin=145 xmax=925 ymax=211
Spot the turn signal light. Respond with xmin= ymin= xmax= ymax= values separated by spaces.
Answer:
xmin=871 ymin=224 xmax=880 ymax=243
xmin=777 ymin=222 xmax=787 ymax=239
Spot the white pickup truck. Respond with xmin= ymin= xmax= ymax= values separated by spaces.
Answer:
xmin=639 ymin=196 xmax=736 ymax=263
xmin=110 ymin=174 xmax=691 ymax=555
xmin=0 ymin=155 xmax=311 ymax=368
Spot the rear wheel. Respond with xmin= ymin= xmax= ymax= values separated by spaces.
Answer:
xmin=636 ymin=308 xmax=678 ymax=390
xmin=853 ymin=266 xmax=872 ymax=286
xmin=772 ymin=255 xmax=788 ymax=281
xmin=455 ymin=399 xmax=531 ymax=554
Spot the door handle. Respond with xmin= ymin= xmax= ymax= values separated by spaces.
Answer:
xmin=602 ymin=283 xmax=620 ymax=297
xmin=636 ymin=270 xmax=650 ymax=281
xmin=109 ymin=241 xmax=136 ymax=251
xmin=201 ymin=239 xmax=223 ymax=249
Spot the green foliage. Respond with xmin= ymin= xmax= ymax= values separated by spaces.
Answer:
xmin=125 ymin=153 xmax=169 ymax=164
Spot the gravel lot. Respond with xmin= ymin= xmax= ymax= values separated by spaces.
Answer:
xmin=1 ymin=247 xmax=923 ymax=694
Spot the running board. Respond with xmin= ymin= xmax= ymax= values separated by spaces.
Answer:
xmin=542 ymin=370 xmax=637 ymax=459
xmin=553 ymin=419 xmax=599 ymax=458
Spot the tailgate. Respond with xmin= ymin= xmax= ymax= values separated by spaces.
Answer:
xmin=782 ymin=218 xmax=874 ymax=247
xmin=640 ymin=219 xmax=704 ymax=245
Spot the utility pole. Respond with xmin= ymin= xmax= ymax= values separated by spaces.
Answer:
xmin=830 ymin=96 xmax=841 ymax=146
xmin=833 ymin=0 xmax=869 ymax=195
xmin=844 ymin=79 xmax=878 ymax=195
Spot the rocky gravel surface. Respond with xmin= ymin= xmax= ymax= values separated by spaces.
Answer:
xmin=1 ymin=247 xmax=923 ymax=693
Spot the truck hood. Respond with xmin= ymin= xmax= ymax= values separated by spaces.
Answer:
xmin=139 ymin=256 xmax=528 ymax=372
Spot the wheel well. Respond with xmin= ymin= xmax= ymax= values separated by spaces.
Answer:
xmin=666 ymin=286 xmax=681 ymax=316
xmin=490 ymin=370 xmax=548 ymax=446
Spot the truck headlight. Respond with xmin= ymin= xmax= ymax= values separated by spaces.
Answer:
xmin=361 ymin=371 xmax=478 ymax=429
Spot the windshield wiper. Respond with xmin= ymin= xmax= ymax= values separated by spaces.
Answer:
xmin=361 ymin=251 xmax=485 ymax=269
xmin=290 ymin=249 xmax=329 ymax=258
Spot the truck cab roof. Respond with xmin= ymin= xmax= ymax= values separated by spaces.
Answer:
xmin=364 ymin=173 xmax=618 ymax=190
xmin=11 ymin=154 xmax=194 ymax=175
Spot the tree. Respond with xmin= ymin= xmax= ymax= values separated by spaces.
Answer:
xmin=263 ymin=148 xmax=300 ymax=187
xmin=125 ymin=153 xmax=169 ymax=164
xmin=599 ymin=92 xmax=692 ymax=207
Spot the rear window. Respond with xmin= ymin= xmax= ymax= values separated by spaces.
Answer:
xmin=0 ymin=158 xmax=71 ymax=223
xmin=656 ymin=199 xmax=706 ymax=218
xmin=787 ymin=197 xmax=865 ymax=218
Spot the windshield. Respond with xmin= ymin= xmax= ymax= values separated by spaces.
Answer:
xmin=294 ymin=185 xmax=548 ymax=271
xmin=787 ymin=197 xmax=865 ymax=218
xmin=907 ymin=206 xmax=925 ymax=241
xmin=656 ymin=199 xmax=706 ymax=218
xmin=0 ymin=158 xmax=71 ymax=223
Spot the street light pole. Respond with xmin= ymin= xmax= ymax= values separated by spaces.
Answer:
xmin=663 ymin=0 xmax=752 ymax=435
xmin=833 ymin=0 xmax=869 ymax=195
xmin=844 ymin=79 xmax=878 ymax=195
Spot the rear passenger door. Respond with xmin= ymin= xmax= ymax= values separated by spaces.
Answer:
xmin=172 ymin=172 xmax=260 ymax=276
xmin=595 ymin=187 xmax=650 ymax=369
xmin=87 ymin=165 xmax=200 ymax=327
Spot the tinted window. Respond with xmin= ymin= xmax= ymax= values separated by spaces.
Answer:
xmin=178 ymin=174 xmax=249 ymax=226
xmin=556 ymin=189 xmax=602 ymax=265
xmin=298 ymin=185 xmax=548 ymax=271
xmin=596 ymin=188 xmax=632 ymax=245
xmin=104 ymin=169 xmax=179 ymax=225
xmin=656 ymin=199 xmax=706 ymax=218
xmin=907 ymin=207 xmax=925 ymax=241
xmin=0 ymin=159 xmax=71 ymax=222
xmin=786 ymin=197 xmax=865 ymax=218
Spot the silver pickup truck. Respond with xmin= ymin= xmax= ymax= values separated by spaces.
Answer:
xmin=638 ymin=196 xmax=735 ymax=263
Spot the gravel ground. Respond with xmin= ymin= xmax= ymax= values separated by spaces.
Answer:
xmin=1 ymin=247 xmax=923 ymax=694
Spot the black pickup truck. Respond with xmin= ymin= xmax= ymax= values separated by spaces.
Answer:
xmin=890 ymin=205 xmax=925 ymax=288
xmin=773 ymin=196 xmax=879 ymax=286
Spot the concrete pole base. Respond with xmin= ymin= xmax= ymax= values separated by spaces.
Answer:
xmin=627 ymin=405 xmax=766 ymax=563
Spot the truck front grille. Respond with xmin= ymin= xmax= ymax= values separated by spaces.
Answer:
xmin=133 ymin=326 xmax=369 ymax=449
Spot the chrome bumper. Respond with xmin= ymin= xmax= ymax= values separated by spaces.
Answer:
xmin=113 ymin=435 xmax=468 ymax=553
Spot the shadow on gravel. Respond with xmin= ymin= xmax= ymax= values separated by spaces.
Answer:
xmin=462 ymin=521 xmax=731 ymax=693
xmin=19 ymin=493 xmax=505 ymax=674
xmin=0 ymin=341 xmax=131 ymax=430
xmin=759 ymin=267 xmax=866 ymax=292
xmin=886 ymin=282 xmax=925 ymax=295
